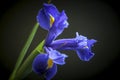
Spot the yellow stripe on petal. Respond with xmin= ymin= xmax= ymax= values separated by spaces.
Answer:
xmin=47 ymin=58 xmax=53 ymax=69
xmin=49 ymin=14 xmax=55 ymax=27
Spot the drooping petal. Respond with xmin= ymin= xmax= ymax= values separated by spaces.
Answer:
xmin=32 ymin=54 xmax=48 ymax=76
xmin=75 ymin=39 xmax=96 ymax=61
xmin=76 ymin=47 xmax=94 ymax=61
xmin=37 ymin=8 xmax=50 ymax=30
xmin=76 ymin=37 xmax=96 ymax=61
xmin=37 ymin=3 xmax=60 ymax=30
xmin=45 ymin=47 xmax=68 ymax=65
xmin=45 ymin=63 xmax=57 ymax=80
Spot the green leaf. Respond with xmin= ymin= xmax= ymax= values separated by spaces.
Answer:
xmin=9 ymin=23 xmax=39 ymax=80
xmin=15 ymin=40 xmax=45 ymax=79
xmin=36 ymin=40 xmax=45 ymax=53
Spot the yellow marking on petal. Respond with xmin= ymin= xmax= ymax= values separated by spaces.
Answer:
xmin=49 ymin=14 xmax=55 ymax=27
xmin=47 ymin=58 xmax=53 ymax=69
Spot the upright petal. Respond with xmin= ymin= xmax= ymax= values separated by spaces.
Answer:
xmin=53 ymin=10 xmax=69 ymax=29
xmin=45 ymin=47 xmax=68 ymax=65
xmin=45 ymin=63 xmax=57 ymax=80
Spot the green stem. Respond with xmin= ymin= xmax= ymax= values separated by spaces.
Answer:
xmin=15 ymin=40 xmax=45 ymax=80
xmin=9 ymin=23 xmax=39 ymax=80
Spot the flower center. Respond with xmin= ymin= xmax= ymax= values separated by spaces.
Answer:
xmin=49 ymin=14 xmax=55 ymax=27
xmin=47 ymin=58 xmax=53 ymax=69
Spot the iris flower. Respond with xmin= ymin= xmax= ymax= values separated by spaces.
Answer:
xmin=32 ymin=47 xmax=67 ymax=80
xmin=49 ymin=32 xmax=97 ymax=61
xmin=37 ymin=3 xmax=69 ymax=45
xmin=32 ymin=3 xmax=96 ymax=80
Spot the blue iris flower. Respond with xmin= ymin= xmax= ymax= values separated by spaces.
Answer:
xmin=37 ymin=3 xmax=69 ymax=45
xmin=33 ymin=3 xmax=97 ymax=80
xmin=32 ymin=47 xmax=67 ymax=80
xmin=49 ymin=32 xmax=97 ymax=61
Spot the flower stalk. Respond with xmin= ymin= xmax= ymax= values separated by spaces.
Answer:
xmin=9 ymin=23 xmax=39 ymax=80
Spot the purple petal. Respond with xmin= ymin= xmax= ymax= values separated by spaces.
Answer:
xmin=87 ymin=39 xmax=97 ymax=50
xmin=76 ymin=37 xmax=96 ymax=61
xmin=49 ymin=32 xmax=88 ymax=50
xmin=43 ymin=3 xmax=60 ymax=18
xmin=37 ymin=3 xmax=60 ymax=30
xmin=45 ymin=11 xmax=69 ymax=45
xmin=53 ymin=10 xmax=69 ymax=29
xmin=76 ymin=48 xmax=94 ymax=61
xmin=37 ymin=8 xmax=50 ymax=30
xmin=45 ymin=30 xmax=57 ymax=46
xmin=49 ymin=38 xmax=77 ymax=50
xmin=75 ymin=32 xmax=87 ymax=43
xmin=53 ymin=55 xmax=67 ymax=65
xmin=45 ymin=63 xmax=57 ymax=80
xmin=32 ymin=54 xmax=48 ymax=76
xmin=45 ymin=47 xmax=68 ymax=65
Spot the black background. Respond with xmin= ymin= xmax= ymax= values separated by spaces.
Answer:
xmin=0 ymin=0 xmax=120 ymax=80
